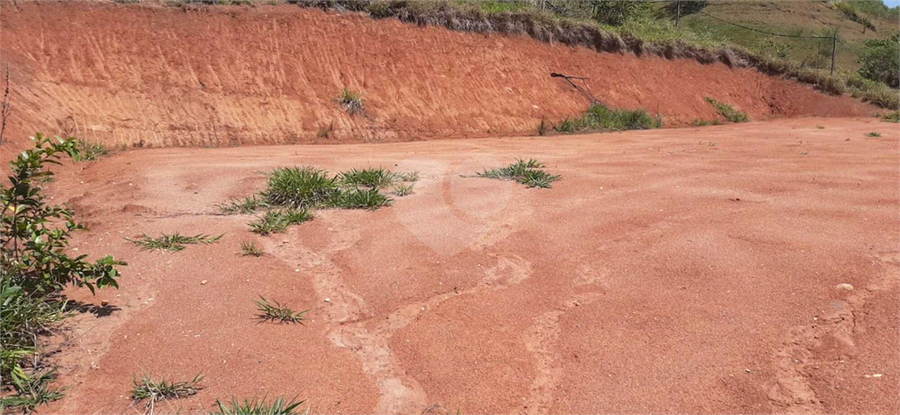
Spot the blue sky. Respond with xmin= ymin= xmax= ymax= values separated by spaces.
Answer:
xmin=884 ymin=0 xmax=900 ymax=7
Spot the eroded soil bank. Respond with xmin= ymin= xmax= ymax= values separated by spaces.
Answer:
xmin=0 ymin=1 xmax=879 ymax=153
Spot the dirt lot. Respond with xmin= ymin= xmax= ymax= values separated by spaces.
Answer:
xmin=37 ymin=117 xmax=898 ymax=414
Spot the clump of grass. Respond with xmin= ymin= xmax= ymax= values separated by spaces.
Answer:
xmin=131 ymin=374 xmax=203 ymax=413
xmin=126 ymin=233 xmax=223 ymax=251
xmin=330 ymin=188 xmax=392 ymax=210
xmin=867 ymin=131 xmax=882 ymax=137
xmin=249 ymin=209 xmax=312 ymax=235
xmin=212 ymin=396 xmax=307 ymax=415
xmin=317 ymin=120 xmax=334 ymax=139
xmin=240 ymin=241 xmax=264 ymax=257
xmin=693 ymin=119 xmax=722 ymax=127
xmin=72 ymin=141 xmax=109 ymax=162
xmin=393 ymin=183 xmax=414 ymax=197
xmin=555 ymin=104 xmax=661 ymax=133
xmin=337 ymin=88 xmax=364 ymax=115
xmin=339 ymin=167 xmax=396 ymax=189
xmin=816 ymin=125 xmax=826 ymax=129
xmin=537 ymin=117 xmax=548 ymax=136
xmin=219 ymin=195 xmax=268 ymax=215
xmin=477 ymin=159 xmax=561 ymax=189
xmin=881 ymin=111 xmax=899 ymax=123
xmin=395 ymin=171 xmax=419 ymax=182
xmin=254 ymin=296 xmax=308 ymax=324
xmin=262 ymin=167 xmax=339 ymax=209
xmin=0 ymin=370 xmax=64 ymax=411
xmin=704 ymin=97 xmax=749 ymax=123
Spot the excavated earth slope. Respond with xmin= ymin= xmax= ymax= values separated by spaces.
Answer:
xmin=0 ymin=1 xmax=879 ymax=151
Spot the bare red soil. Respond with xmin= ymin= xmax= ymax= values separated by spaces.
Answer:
xmin=0 ymin=1 xmax=880 ymax=154
xmin=37 ymin=118 xmax=899 ymax=414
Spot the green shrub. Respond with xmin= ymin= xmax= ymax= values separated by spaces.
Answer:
xmin=881 ymin=111 xmax=899 ymax=122
xmin=555 ymin=103 xmax=661 ymax=133
xmin=592 ymin=0 xmax=652 ymax=26
xmin=704 ymin=97 xmax=749 ymax=122
xmin=858 ymin=34 xmax=899 ymax=88
xmin=1 ymin=134 xmax=124 ymax=411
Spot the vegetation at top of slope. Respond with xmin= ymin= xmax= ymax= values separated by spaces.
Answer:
xmin=1 ymin=134 xmax=125 ymax=412
xmin=832 ymin=1 xmax=876 ymax=32
xmin=704 ymin=97 xmax=749 ymax=123
xmin=142 ymin=0 xmax=898 ymax=109
xmin=555 ymin=103 xmax=662 ymax=133
xmin=299 ymin=0 xmax=898 ymax=109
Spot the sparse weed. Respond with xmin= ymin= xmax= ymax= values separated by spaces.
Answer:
xmin=219 ymin=195 xmax=268 ymax=215
xmin=212 ymin=395 xmax=308 ymax=415
xmin=395 ymin=171 xmax=419 ymax=182
xmin=240 ymin=241 xmax=264 ymax=257
xmin=317 ymin=121 xmax=334 ymax=139
xmin=131 ymin=374 xmax=203 ymax=413
xmin=881 ymin=111 xmax=899 ymax=123
xmin=477 ymin=159 xmax=560 ymax=189
xmin=72 ymin=141 xmax=109 ymax=162
xmin=393 ymin=183 xmax=414 ymax=197
xmin=867 ymin=131 xmax=882 ymax=137
xmin=337 ymin=88 xmax=364 ymax=115
xmin=705 ymin=97 xmax=749 ymax=123
xmin=254 ymin=296 xmax=308 ymax=324
xmin=555 ymin=104 xmax=661 ymax=133
xmin=127 ymin=233 xmax=222 ymax=251
xmin=693 ymin=119 xmax=721 ymax=126
xmin=0 ymin=369 xmax=64 ymax=411
xmin=249 ymin=209 xmax=312 ymax=235
xmin=537 ymin=117 xmax=548 ymax=136
xmin=816 ymin=125 xmax=825 ymax=129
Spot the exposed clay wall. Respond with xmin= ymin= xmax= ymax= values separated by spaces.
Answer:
xmin=0 ymin=1 xmax=877 ymax=150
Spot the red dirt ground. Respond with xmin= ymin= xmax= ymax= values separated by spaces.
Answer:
xmin=0 ymin=0 xmax=881 ymax=154
xmin=34 ymin=117 xmax=899 ymax=414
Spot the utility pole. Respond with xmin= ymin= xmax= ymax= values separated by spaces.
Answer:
xmin=676 ymin=1 xmax=681 ymax=27
xmin=830 ymin=27 xmax=837 ymax=75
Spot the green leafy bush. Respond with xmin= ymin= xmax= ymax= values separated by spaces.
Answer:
xmin=592 ymin=0 xmax=652 ymax=26
xmin=858 ymin=34 xmax=899 ymax=88
xmin=1 ymin=134 xmax=124 ymax=410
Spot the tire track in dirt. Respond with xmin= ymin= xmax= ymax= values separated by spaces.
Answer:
xmin=265 ymin=215 xmax=536 ymax=414
xmin=764 ymin=250 xmax=900 ymax=413
xmin=521 ymin=261 xmax=609 ymax=414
